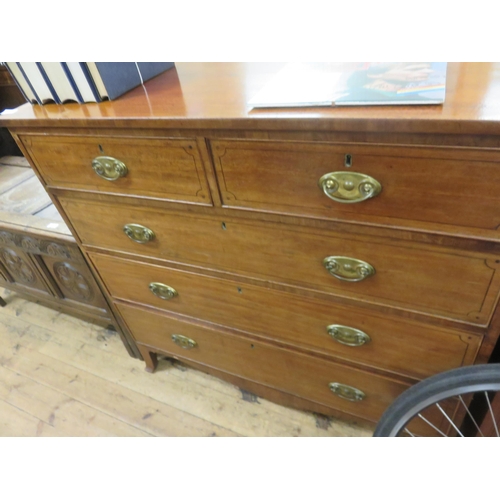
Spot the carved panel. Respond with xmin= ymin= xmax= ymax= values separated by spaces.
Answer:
xmin=52 ymin=261 xmax=94 ymax=302
xmin=46 ymin=243 xmax=71 ymax=258
xmin=0 ymin=247 xmax=39 ymax=287
xmin=0 ymin=231 xmax=15 ymax=246
xmin=0 ymin=229 xmax=73 ymax=258
xmin=21 ymin=236 xmax=41 ymax=253
xmin=0 ymin=262 xmax=11 ymax=283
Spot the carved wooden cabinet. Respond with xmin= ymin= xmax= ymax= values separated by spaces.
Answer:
xmin=3 ymin=63 xmax=500 ymax=427
xmin=0 ymin=159 xmax=136 ymax=356
xmin=0 ymin=223 xmax=108 ymax=314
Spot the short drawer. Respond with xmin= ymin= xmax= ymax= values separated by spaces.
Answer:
xmin=91 ymin=252 xmax=482 ymax=380
xmin=211 ymin=140 xmax=500 ymax=233
xmin=61 ymin=198 xmax=500 ymax=325
xmin=116 ymin=301 xmax=412 ymax=423
xmin=20 ymin=134 xmax=212 ymax=205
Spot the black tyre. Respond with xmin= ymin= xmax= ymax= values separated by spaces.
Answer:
xmin=374 ymin=364 xmax=500 ymax=437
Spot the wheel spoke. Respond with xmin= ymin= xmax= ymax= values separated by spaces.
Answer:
xmin=458 ymin=395 xmax=484 ymax=437
xmin=484 ymin=392 xmax=500 ymax=437
xmin=436 ymin=403 xmax=464 ymax=437
xmin=417 ymin=414 xmax=448 ymax=437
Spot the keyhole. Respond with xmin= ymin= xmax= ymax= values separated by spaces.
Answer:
xmin=221 ymin=222 xmax=227 ymax=230
xmin=345 ymin=154 xmax=352 ymax=168
xmin=98 ymin=144 xmax=104 ymax=153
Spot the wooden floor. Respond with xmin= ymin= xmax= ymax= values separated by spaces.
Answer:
xmin=0 ymin=286 xmax=374 ymax=437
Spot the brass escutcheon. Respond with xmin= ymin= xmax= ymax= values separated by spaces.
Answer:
xmin=327 ymin=324 xmax=371 ymax=347
xmin=92 ymin=156 xmax=128 ymax=181
xmin=319 ymin=171 xmax=381 ymax=203
xmin=323 ymin=256 xmax=375 ymax=282
xmin=172 ymin=334 xmax=197 ymax=349
xmin=123 ymin=224 xmax=155 ymax=244
xmin=329 ymin=383 xmax=366 ymax=402
xmin=149 ymin=282 xmax=178 ymax=300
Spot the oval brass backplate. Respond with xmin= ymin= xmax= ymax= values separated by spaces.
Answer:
xmin=323 ymin=256 xmax=375 ymax=282
xmin=92 ymin=156 xmax=128 ymax=181
xmin=149 ymin=282 xmax=178 ymax=300
xmin=329 ymin=383 xmax=366 ymax=402
xmin=172 ymin=334 xmax=197 ymax=349
xmin=319 ymin=171 xmax=381 ymax=203
xmin=123 ymin=224 xmax=155 ymax=244
xmin=327 ymin=324 xmax=371 ymax=347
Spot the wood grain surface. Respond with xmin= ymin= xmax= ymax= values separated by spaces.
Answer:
xmin=90 ymin=251 xmax=482 ymax=381
xmin=21 ymin=134 xmax=212 ymax=205
xmin=60 ymin=197 xmax=500 ymax=325
xmin=117 ymin=301 xmax=412 ymax=423
xmin=1 ymin=63 xmax=500 ymax=137
xmin=211 ymin=139 xmax=500 ymax=232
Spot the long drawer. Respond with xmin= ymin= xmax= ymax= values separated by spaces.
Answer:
xmin=211 ymin=140 xmax=500 ymax=233
xmin=20 ymin=134 xmax=212 ymax=205
xmin=91 ymin=252 xmax=482 ymax=380
xmin=116 ymin=301 xmax=413 ymax=423
xmin=61 ymin=197 xmax=500 ymax=325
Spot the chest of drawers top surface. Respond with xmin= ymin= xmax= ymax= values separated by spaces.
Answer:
xmin=2 ymin=62 xmax=500 ymax=136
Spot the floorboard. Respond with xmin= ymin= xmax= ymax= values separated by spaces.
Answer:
xmin=0 ymin=286 xmax=374 ymax=437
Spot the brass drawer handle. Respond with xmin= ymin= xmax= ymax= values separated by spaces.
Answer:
xmin=172 ymin=334 xmax=197 ymax=349
xmin=319 ymin=172 xmax=381 ymax=203
xmin=149 ymin=282 xmax=178 ymax=300
xmin=327 ymin=324 xmax=371 ymax=347
xmin=329 ymin=383 xmax=366 ymax=402
xmin=92 ymin=156 xmax=128 ymax=181
xmin=323 ymin=256 xmax=375 ymax=282
xmin=123 ymin=224 xmax=155 ymax=244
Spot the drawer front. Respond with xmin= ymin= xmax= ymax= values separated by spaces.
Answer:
xmin=116 ymin=302 xmax=412 ymax=422
xmin=61 ymin=198 xmax=500 ymax=325
xmin=21 ymin=135 xmax=212 ymax=205
xmin=211 ymin=140 xmax=500 ymax=232
xmin=91 ymin=252 xmax=482 ymax=380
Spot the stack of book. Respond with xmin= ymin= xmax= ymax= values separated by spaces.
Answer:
xmin=3 ymin=62 xmax=175 ymax=105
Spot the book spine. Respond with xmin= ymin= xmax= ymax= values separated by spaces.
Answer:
xmin=136 ymin=62 xmax=175 ymax=83
xmin=16 ymin=63 xmax=42 ymax=105
xmin=3 ymin=63 xmax=31 ymax=103
xmin=78 ymin=62 xmax=102 ymax=102
xmin=35 ymin=62 xmax=61 ymax=104
xmin=60 ymin=62 xmax=84 ymax=103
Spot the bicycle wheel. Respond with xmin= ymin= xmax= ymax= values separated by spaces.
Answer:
xmin=373 ymin=364 xmax=500 ymax=437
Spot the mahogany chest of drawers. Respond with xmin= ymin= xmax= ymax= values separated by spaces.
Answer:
xmin=3 ymin=62 xmax=500 ymax=426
